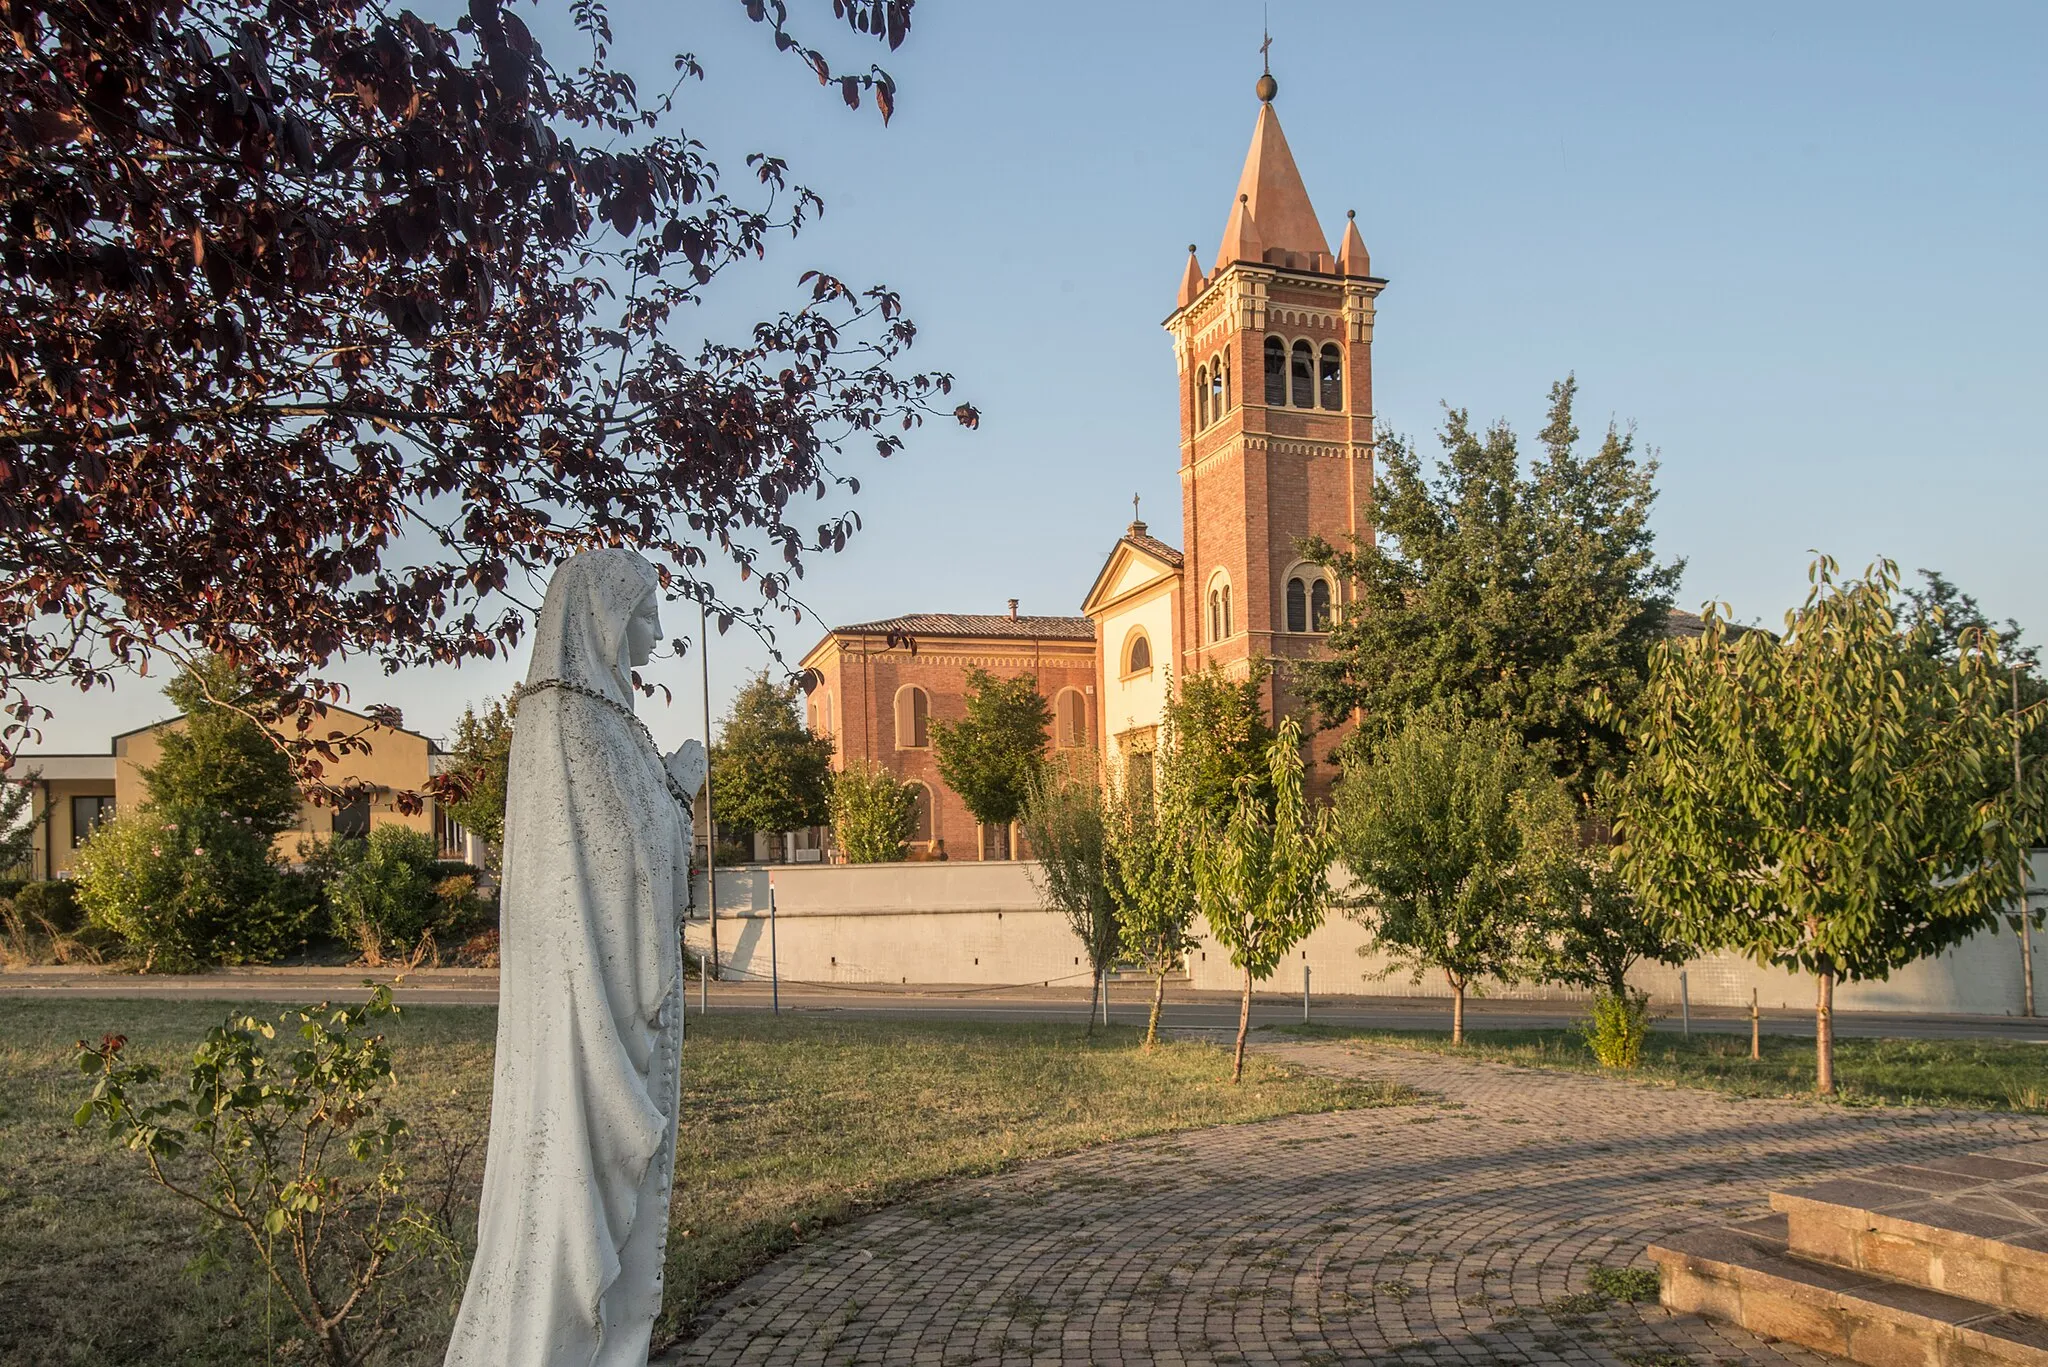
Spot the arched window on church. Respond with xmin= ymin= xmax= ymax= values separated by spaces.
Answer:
xmin=1319 ymin=344 xmax=1343 ymax=410
xmin=1290 ymin=340 xmax=1314 ymax=408
xmin=1055 ymin=688 xmax=1087 ymax=748
xmin=906 ymin=782 xmax=932 ymax=843
xmin=893 ymin=685 xmax=929 ymax=750
xmin=1208 ymin=355 xmax=1224 ymax=424
xmin=1195 ymin=364 xmax=1209 ymax=428
xmin=1286 ymin=576 xmax=1308 ymax=633
xmin=1125 ymin=630 xmax=1152 ymax=674
xmin=1264 ymin=336 xmax=1286 ymax=406
xmin=1221 ymin=349 xmax=1232 ymax=412
xmin=1208 ymin=572 xmax=1233 ymax=643
xmin=1311 ymin=577 xmax=1333 ymax=631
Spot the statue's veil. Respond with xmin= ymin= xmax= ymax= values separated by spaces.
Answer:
xmin=524 ymin=548 xmax=660 ymax=705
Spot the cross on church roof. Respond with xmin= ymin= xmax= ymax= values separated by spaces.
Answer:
xmin=1255 ymin=14 xmax=1278 ymax=103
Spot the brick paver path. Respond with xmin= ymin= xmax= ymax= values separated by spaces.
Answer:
xmin=662 ymin=1039 xmax=2048 ymax=1367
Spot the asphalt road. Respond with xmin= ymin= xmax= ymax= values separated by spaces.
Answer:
xmin=6 ymin=967 xmax=2047 ymax=1042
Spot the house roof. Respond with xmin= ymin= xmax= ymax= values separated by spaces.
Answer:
xmin=830 ymin=613 xmax=1096 ymax=642
xmin=1122 ymin=529 xmax=1185 ymax=570
xmin=1081 ymin=523 xmax=1185 ymax=618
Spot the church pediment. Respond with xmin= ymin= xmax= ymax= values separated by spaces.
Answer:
xmin=1081 ymin=531 xmax=1184 ymax=618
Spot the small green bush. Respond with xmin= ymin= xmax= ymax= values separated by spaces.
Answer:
xmin=74 ymin=808 xmax=315 ymax=969
xmin=326 ymin=825 xmax=446 ymax=963
xmin=1579 ymin=990 xmax=1652 ymax=1069
xmin=13 ymin=879 xmax=81 ymax=932
xmin=828 ymin=762 xmax=919 ymax=863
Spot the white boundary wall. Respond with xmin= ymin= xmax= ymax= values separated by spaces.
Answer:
xmin=685 ymin=855 xmax=2048 ymax=1017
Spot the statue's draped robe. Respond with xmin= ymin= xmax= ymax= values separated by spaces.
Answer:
xmin=446 ymin=551 xmax=689 ymax=1367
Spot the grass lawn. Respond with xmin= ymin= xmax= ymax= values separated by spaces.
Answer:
xmin=0 ymin=998 xmax=1407 ymax=1365
xmin=1276 ymin=1021 xmax=2048 ymax=1112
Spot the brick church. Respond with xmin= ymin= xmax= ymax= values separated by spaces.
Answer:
xmin=799 ymin=68 xmax=1382 ymax=860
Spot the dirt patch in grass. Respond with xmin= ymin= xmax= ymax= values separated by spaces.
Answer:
xmin=0 ymin=998 xmax=1410 ymax=1364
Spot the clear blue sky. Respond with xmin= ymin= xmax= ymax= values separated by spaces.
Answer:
xmin=24 ymin=0 xmax=2048 ymax=755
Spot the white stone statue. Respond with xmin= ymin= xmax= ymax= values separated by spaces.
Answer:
xmin=445 ymin=549 xmax=706 ymax=1367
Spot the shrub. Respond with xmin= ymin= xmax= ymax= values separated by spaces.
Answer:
xmin=1579 ymin=990 xmax=1652 ymax=1069
xmin=75 ymin=987 xmax=468 ymax=1366
xmin=74 ymin=808 xmax=315 ymax=969
xmin=326 ymin=825 xmax=445 ymax=964
xmin=828 ymin=762 xmax=918 ymax=863
xmin=13 ymin=878 xmax=80 ymax=932
xmin=430 ymin=872 xmax=493 ymax=938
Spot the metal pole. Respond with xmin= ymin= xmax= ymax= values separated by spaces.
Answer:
xmin=701 ymin=601 xmax=718 ymax=999
xmin=768 ymin=876 xmax=780 ymax=1016
xmin=1750 ymin=987 xmax=1760 ymax=1061
xmin=1303 ymin=962 xmax=1311 ymax=1024
xmin=1100 ymin=967 xmax=1109 ymax=1027
xmin=1679 ymin=969 xmax=1690 ymax=1037
xmin=2015 ymin=665 xmax=2035 ymax=1017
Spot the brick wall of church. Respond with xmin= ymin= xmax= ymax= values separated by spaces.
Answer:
xmin=804 ymin=635 xmax=1098 ymax=861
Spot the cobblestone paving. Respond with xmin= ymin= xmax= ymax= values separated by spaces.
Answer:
xmin=662 ymin=1038 xmax=2048 ymax=1367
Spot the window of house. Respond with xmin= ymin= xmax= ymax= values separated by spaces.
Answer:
xmin=435 ymin=805 xmax=467 ymax=858
xmin=1319 ymin=343 xmax=1342 ymax=409
xmin=894 ymin=686 xmax=930 ymax=749
xmin=1311 ymin=578 xmax=1333 ymax=631
xmin=1055 ymin=688 xmax=1087 ymax=748
xmin=1196 ymin=364 xmax=1209 ymax=428
xmin=69 ymin=794 xmax=113 ymax=848
xmin=333 ymin=795 xmax=371 ymax=840
xmin=1286 ymin=577 xmax=1308 ymax=633
xmin=1125 ymin=631 xmax=1152 ymax=674
xmin=1264 ymin=336 xmax=1286 ymax=405
xmin=1290 ymin=340 xmax=1314 ymax=408
xmin=908 ymin=783 xmax=932 ymax=843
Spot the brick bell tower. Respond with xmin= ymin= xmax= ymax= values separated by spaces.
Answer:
xmin=1164 ymin=62 xmax=1385 ymax=763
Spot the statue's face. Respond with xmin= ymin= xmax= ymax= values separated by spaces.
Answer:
xmin=625 ymin=594 xmax=662 ymax=668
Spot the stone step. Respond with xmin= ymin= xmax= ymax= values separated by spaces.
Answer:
xmin=1771 ymin=1152 xmax=2048 ymax=1315
xmin=1650 ymin=1216 xmax=2048 ymax=1367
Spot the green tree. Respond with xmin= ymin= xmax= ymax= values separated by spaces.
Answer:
xmin=710 ymin=674 xmax=836 ymax=847
xmin=930 ymin=668 xmax=1052 ymax=857
xmin=828 ymin=762 xmax=919 ymax=864
xmin=444 ymin=697 xmax=516 ymax=856
xmin=1195 ymin=718 xmax=1337 ymax=1082
xmin=150 ymin=657 xmax=302 ymax=843
xmin=1535 ymin=846 xmax=1688 ymax=1002
xmin=1104 ymin=713 xmax=1199 ymax=1048
xmin=1170 ymin=663 xmax=1275 ymax=820
xmin=1336 ymin=707 xmax=1575 ymax=1043
xmin=1614 ymin=556 xmax=2032 ymax=1094
xmin=1020 ymin=757 xmax=1118 ymax=1032
xmin=74 ymin=807 xmax=317 ymax=969
xmin=74 ymin=658 xmax=317 ymax=968
xmin=1297 ymin=377 xmax=1682 ymax=806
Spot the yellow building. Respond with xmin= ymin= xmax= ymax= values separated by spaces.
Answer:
xmin=3 ymin=703 xmax=480 ymax=880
